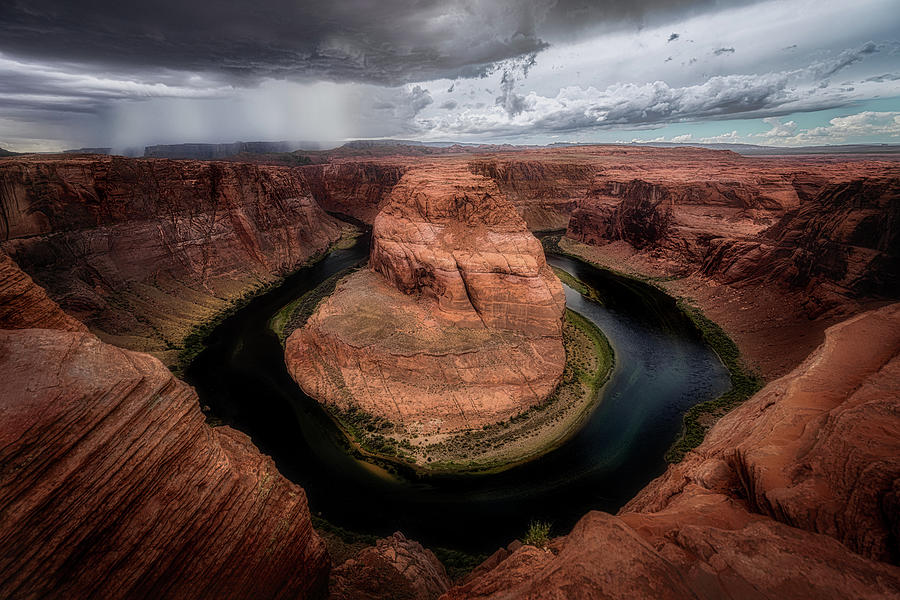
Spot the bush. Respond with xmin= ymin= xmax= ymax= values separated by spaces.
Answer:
xmin=522 ymin=520 xmax=552 ymax=548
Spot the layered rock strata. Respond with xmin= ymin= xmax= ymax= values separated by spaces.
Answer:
xmin=562 ymin=154 xmax=899 ymax=377
xmin=287 ymin=166 xmax=565 ymax=434
xmin=0 ymin=279 xmax=329 ymax=598
xmin=468 ymin=160 xmax=594 ymax=230
xmin=329 ymin=532 xmax=451 ymax=600
xmin=0 ymin=251 xmax=86 ymax=332
xmin=701 ymin=177 xmax=900 ymax=305
xmin=0 ymin=155 xmax=344 ymax=364
xmin=566 ymin=165 xmax=899 ymax=306
xmin=443 ymin=303 xmax=900 ymax=599
xmin=298 ymin=162 xmax=409 ymax=223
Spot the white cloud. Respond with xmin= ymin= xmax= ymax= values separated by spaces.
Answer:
xmin=699 ymin=130 xmax=741 ymax=143
xmin=758 ymin=111 xmax=900 ymax=145
xmin=760 ymin=116 xmax=798 ymax=137
xmin=415 ymin=41 xmax=898 ymax=138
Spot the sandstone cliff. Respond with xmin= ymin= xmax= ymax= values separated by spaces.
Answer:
xmin=443 ymin=304 xmax=900 ymax=599
xmin=701 ymin=177 xmax=900 ymax=309
xmin=565 ymin=157 xmax=899 ymax=307
xmin=299 ymin=161 xmax=409 ymax=223
xmin=0 ymin=271 xmax=329 ymax=598
xmin=0 ymin=251 xmax=86 ymax=332
xmin=0 ymin=155 xmax=344 ymax=364
xmin=286 ymin=166 xmax=565 ymax=435
xmin=567 ymin=180 xmax=675 ymax=250
xmin=468 ymin=160 xmax=595 ymax=231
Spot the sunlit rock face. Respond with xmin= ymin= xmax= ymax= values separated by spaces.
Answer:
xmin=287 ymin=165 xmax=565 ymax=434
xmin=370 ymin=167 xmax=565 ymax=337
xmin=443 ymin=303 xmax=900 ymax=600
xmin=0 ymin=155 xmax=343 ymax=364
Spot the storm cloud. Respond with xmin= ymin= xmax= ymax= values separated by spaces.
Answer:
xmin=0 ymin=0 xmax=897 ymax=150
xmin=0 ymin=0 xmax=760 ymax=86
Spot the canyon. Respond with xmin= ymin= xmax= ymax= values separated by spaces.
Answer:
xmin=0 ymin=146 xmax=898 ymax=599
xmin=0 ymin=155 xmax=346 ymax=366
xmin=444 ymin=303 xmax=900 ymax=599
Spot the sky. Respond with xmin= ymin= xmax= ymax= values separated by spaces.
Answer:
xmin=0 ymin=0 xmax=898 ymax=152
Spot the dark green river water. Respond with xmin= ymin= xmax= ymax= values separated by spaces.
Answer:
xmin=185 ymin=235 xmax=730 ymax=552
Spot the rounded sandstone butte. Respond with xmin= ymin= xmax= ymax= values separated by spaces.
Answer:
xmin=287 ymin=166 xmax=566 ymax=435
xmin=0 ymin=328 xmax=329 ymax=599
xmin=371 ymin=167 xmax=566 ymax=337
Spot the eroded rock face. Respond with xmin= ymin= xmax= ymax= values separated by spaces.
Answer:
xmin=625 ymin=303 xmax=900 ymax=563
xmin=329 ymin=532 xmax=451 ymax=600
xmin=0 ymin=327 xmax=329 ymax=599
xmin=0 ymin=155 xmax=343 ymax=364
xmin=299 ymin=162 xmax=409 ymax=223
xmin=468 ymin=160 xmax=595 ymax=231
xmin=565 ymin=159 xmax=899 ymax=309
xmin=443 ymin=304 xmax=900 ymax=599
xmin=371 ymin=168 xmax=565 ymax=337
xmin=568 ymin=180 xmax=674 ymax=250
xmin=287 ymin=166 xmax=565 ymax=434
xmin=0 ymin=251 xmax=86 ymax=332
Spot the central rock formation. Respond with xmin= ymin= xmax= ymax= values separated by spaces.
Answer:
xmin=286 ymin=166 xmax=565 ymax=435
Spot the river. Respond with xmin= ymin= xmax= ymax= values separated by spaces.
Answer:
xmin=185 ymin=234 xmax=730 ymax=552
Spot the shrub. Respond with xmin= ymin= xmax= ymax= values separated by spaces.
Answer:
xmin=522 ymin=520 xmax=552 ymax=548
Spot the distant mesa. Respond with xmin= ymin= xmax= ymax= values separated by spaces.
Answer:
xmin=142 ymin=140 xmax=325 ymax=160
xmin=62 ymin=147 xmax=113 ymax=155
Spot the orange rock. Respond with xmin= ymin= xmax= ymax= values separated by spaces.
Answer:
xmin=0 ymin=155 xmax=344 ymax=363
xmin=287 ymin=165 xmax=565 ymax=434
xmin=468 ymin=159 xmax=594 ymax=230
xmin=444 ymin=304 xmax=900 ymax=599
xmin=371 ymin=168 xmax=565 ymax=336
xmin=329 ymin=532 xmax=451 ymax=600
xmin=0 ymin=251 xmax=85 ymax=332
xmin=299 ymin=161 xmax=409 ymax=223
xmin=0 ymin=328 xmax=329 ymax=599
xmin=625 ymin=303 xmax=900 ymax=562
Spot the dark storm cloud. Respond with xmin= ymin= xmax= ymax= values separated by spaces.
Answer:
xmin=0 ymin=0 xmax=760 ymax=87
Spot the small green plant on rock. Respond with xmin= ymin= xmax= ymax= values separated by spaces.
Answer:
xmin=523 ymin=520 xmax=552 ymax=548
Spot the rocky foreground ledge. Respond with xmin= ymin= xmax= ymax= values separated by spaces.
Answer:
xmin=0 ymin=256 xmax=329 ymax=599
xmin=443 ymin=303 xmax=900 ymax=599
